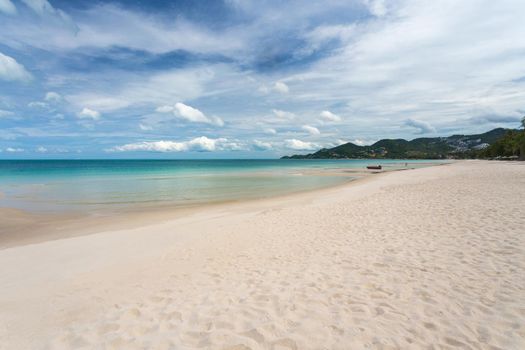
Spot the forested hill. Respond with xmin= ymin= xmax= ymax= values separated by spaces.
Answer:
xmin=282 ymin=128 xmax=512 ymax=159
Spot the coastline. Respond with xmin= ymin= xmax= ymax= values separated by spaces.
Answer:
xmin=1 ymin=160 xmax=523 ymax=349
xmin=0 ymin=162 xmax=444 ymax=249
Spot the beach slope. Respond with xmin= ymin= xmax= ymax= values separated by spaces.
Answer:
xmin=0 ymin=161 xmax=524 ymax=349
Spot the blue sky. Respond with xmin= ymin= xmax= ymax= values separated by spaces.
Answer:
xmin=0 ymin=0 xmax=524 ymax=158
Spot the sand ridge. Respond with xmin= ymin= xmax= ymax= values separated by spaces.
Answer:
xmin=0 ymin=161 xmax=524 ymax=349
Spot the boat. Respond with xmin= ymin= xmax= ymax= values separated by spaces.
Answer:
xmin=366 ymin=165 xmax=382 ymax=170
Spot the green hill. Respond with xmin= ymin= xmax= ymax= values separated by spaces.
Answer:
xmin=282 ymin=128 xmax=513 ymax=159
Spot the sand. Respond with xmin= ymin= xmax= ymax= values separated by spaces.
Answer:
xmin=0 ymin=161 xmax=524 ymax=349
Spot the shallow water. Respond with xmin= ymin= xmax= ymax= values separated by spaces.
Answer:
xmin=0 ymin=159 xmax=443 ymax=213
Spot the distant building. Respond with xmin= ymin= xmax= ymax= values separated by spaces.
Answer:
xmin=473 ymin=143 xmax=490 ymax=150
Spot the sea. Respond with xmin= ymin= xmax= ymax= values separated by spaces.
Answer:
xmin=0 ymin=159 xmax=442 ymax=214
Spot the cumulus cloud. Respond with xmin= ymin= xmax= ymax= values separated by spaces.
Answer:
xmin=272 ymin=109 xmax=295 ymax=119
xmin=319 ymin=110 xmax=342 ymax=122
xmin=174 ymin=103 xmax=223 ymax=126
xmin=28 ymin=96 xmax=63 ymax=112
xmin=0 ymin=0 xmax=16 ymax=15
xmin=0 ymin=52 xmax=32 ymax=82
xmin=259 ymin=82 xmax=290 ymax=95
xmin=36 ymin=146 xmax=47 ymax=153
xmin=404 ymin=118 xmax=436 ymax=134
xmin=264 ymin=128 xmax=277 ymax=135
xmin=253 ymin=140 xmax=273 ymax=151
xmin=273 ymin=81 xmax=289 ymax=94
xmin=111 ymin=136 xmax=241 ymax=152
xmin=44 ymin=91 xmax=62 ymax=102
xmin=284 ymin=0 xmax=525 ymax=135
xmin=156 ymin=102 xmax=224 ymax=126
xmin=78 ymin=107 xmax=101 ymax=120
xmin=302 ymin=125 xmax=320 ymax=135
xmin=65 ymin=66 xmax=220 ymax=113
xmin=28 ymin=101 xmax=48 ymax=109
xmin=284 ymin=139 xmax=318 ymax=151
xmin=6 ymin=147 xmax=24 ymax=152
xmin=2 ymin=0 xmax=525 ymax=153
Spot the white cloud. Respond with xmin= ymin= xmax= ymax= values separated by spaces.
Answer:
xmin=44 ymin=91 xmax=62 ymax=102
xmin=28 ymin=101 xmax=48 ymax=109
xmin=284 ymin=0 xmax=525 ymax=135
xmin=1 ymin=0 xmax=524 ymax=146
xmin=302 ymin=125 xmax=320 ymax=135
xmin=362 ymin=0 xmax=388 ymax=17
xmin=469 ymin=114 xmax=522 ymax=125
xmin=156 ymin=102 xmax=224 ymax=126
xmin=155 ymin=105 xmax=174 ymax=113
xmin=111 ymin=136 xmax=241 ymax=152
xmin=0 ymin=0 xmax=16 ymax=15
xmin=0 ymin=109 xmax=14 ymax=117
xmin=257 ymin=85 xmax=270 ymax=94
xmin=67 ymin=95 xmax=131 ymax=112
xmin=348 ymin=139 xmax=376 ymax=146
xmin=305 ymin=24 xmax=357 ymax=52
xmin=273 ymin=81 xmax=289 ymax=94
xmin=404 ymin=118 xmax=436 ymax=134
xmin=0 ymin=3 xmax=242 ymax=54
xmin=0 ymin=52 xmax=32 ymax=82
xmin=284 ymin=139 xmax=318 ymax=151
xmin=18 ymin=0 xmax=76 ymax=31
xmin=319 ymin=110 xmax=342 ymax=122
xmin=253 ymin=140 xmax=273 ymax=151
xmin=325 ymin=139 xmax=351 ymax=148
xmin=78 ymin=107 xmax=101 ymax=120
xmin=173 ymin=102 xmax=223 ymax=126
xmin=6 ymin=147 xmax=24 ymax=153
xmin=264 ymin=128 xmax=277 ymax=135
xmin=66 ymin=66 xmax=219 ymax=112
xmin=36 ymin=146 xmax=47 ymax=153
xmin=21 ymin=0 xmax=55 ymax=15
xmin=259 ymin=82 xmax=290 ymax=95
xmin=272 ymin=109 xmax=295 ymax=119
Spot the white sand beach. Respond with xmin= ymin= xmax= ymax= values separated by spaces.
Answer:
xmin=0 ymin=161 xmax=524 ymax=349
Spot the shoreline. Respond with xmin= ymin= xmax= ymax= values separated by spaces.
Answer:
xmin=0 ymin=162 xmax=446 ymax=250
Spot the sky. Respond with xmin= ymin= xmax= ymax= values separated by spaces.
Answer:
xmin=0 ymin=0 xmax=524 ymax=159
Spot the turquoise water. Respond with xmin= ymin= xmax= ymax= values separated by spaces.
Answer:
xmin=0 ymin=159 xmax=442 ymax=214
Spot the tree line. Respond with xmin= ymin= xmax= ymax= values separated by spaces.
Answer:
xmin=480 ymin=117 xmax=525 ymax=160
